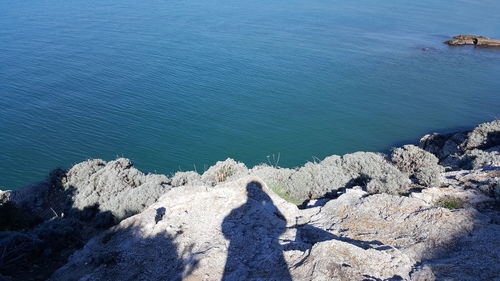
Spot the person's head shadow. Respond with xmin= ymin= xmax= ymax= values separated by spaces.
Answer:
xmin=221 ymin=181 xmax=292 ymax=281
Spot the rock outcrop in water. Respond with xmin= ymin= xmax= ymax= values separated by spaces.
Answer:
xmin=1 ymin=120 xmax=499 ymax=281
xmin=444 ymin=35 xmax=500 ymax=47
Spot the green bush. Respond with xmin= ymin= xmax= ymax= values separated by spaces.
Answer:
xmin=436 ymin=196 xmax=465 ymax=209
xmin=269 ymin=183 xmax=303 ymax=206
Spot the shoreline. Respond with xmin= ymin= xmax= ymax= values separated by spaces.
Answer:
xmin=1 ymin=119 xmax=499 ymax=280
xmin=1 ymin=119 xmax=494 ymax=192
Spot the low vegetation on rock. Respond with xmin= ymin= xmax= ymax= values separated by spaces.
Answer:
xmin=435 ymin=195 xmax=465 ymax=209
xmin=391 ymin=145 xmax=444 ymax=187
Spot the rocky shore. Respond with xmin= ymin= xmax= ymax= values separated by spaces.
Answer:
xmin=1 ymin=120 xmax=499 ymax=281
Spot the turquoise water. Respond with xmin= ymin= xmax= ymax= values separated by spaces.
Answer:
xmin=1 ymin=0 xmax=499 ymax=190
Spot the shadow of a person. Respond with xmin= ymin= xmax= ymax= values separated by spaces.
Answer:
xmin=221 ymin=181 xmax=293 ymax=281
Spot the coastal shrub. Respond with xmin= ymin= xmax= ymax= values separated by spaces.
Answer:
xmin=171 ymin=171 xmax=203 ymax=187
xmin=269 ymin=183 xmax=303 ymax=206
xmin=0 ymin=202 xmax=39 ymax=231
xmin=419 ymin=132 xmax=466 ymax=161
xmin=251 ymin=153 xmax=410 ymax=203
xmin=64 ymin=158 xmax=172 ymax=221
xmin=33 ymin=217 xmax=84 ymax=251
xmin=341 ymin=152 xmax=410 ymax=195
xmin=0 ymin=232 xmax=42 ymax=273
xmin=48 ymin=167 xmax=66 ymax=190
xmin=391 ymin=145 xmax=444 ymax=187
xmin=460 ymin=149 xmax=500 ymax=169
xmin=110 ymin=181 xmax=169 ymax=219
xmin=201 ymin=158 xmax=249 ymax=185
xmin=101 ymin=231 xmax=116 ymax=244
xmin=94 ymin=211 xmax=117 ymax=228
xmin=249 ymin=164 xmax=309 ymax=202
xmin=463 ymin=119 xmax=500 ymax=150
xmin=435 ymin=196 xmax=465 ymax=209
xmin=288 ymin=155 xmax=348 ymax=200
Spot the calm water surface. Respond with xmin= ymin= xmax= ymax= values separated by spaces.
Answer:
xmin=1 ymin=0 xmax=500 ymax=189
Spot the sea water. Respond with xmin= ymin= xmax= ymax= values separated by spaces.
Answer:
xmin=1 ymin=0 xmax=499 ymax=189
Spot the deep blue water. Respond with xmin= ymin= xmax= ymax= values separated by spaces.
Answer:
xmin=1 ymin=0 xmax=500 ymax=190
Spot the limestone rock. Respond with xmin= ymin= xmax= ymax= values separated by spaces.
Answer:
xmin=439 ymin=168 xmax=500 ymax=200
xmin=410 ymin=186 xmax=494 ymax=206
xmin=300 ymin=189 xmax=476 ymax=262
xmin=420 ymin=215 xmax=500 ymax=281
xmin=290 ymin=239 xmax=415 ymax=281
xmin=50 ymin=177 xmax=300 ymax=281
xmin=50 ymin=177 xmax=493 ymax=281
